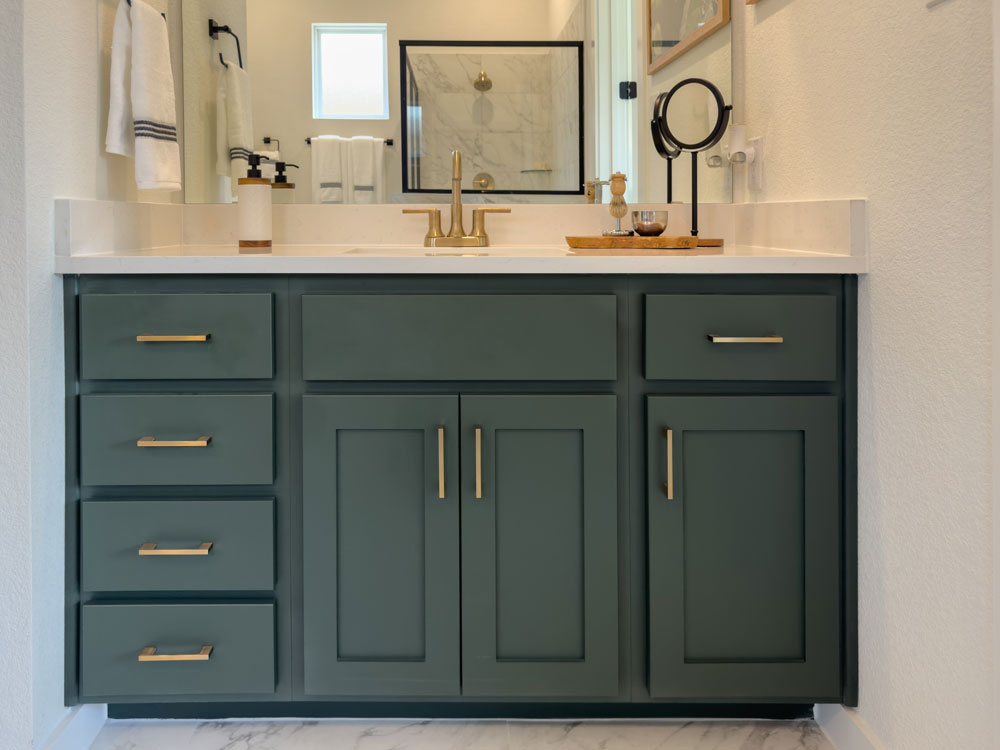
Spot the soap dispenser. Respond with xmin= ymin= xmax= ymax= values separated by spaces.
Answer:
xmin=271 ymin=162 xmax=299 ymax=205
xmin=238 ymin=154 xmax=272 ymax=254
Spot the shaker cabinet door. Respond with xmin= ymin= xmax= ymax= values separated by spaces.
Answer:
xmin=646 ymin=396 xmax=841 ymax=701
xmin=460 ymin=395 xmax=619 ymax=697
xmin=302 ymin=395 xmax=460 ymax=696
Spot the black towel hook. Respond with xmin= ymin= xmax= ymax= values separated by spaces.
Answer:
xmin=209 ymin=19 xmax=243 ymax=69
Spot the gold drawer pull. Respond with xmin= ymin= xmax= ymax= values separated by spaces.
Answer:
xmin=139 ymin=542 xmax=213 ymax=556
xmin=438 ymin=426 xmax=446 ymax=499
xmin=708 ymin=335 xmax=784 ymax=344
xmin=137 ymin=436 xmax=211 ymax=448
xmin=136 ymin=334 xmax=211 ymax=343
xmin=663 ymin=427 xmax=674 ymax=500
xmin=138 ymin=645 xmax=213 ymax=662
xmin=475 ymin=427 xmax=483 ymax=500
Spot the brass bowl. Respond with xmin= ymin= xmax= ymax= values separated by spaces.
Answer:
xmin=631 ymin=210 xmax=669 ymax=237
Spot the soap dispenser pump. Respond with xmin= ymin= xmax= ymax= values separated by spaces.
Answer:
xmin=271 ymin=162 xmax=299 ymax=205
xmin=238 ymin=154 xmax=272 ymax=254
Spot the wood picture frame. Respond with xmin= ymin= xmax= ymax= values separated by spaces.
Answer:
xmin=647 ymin=0 xmax=731 ymax=75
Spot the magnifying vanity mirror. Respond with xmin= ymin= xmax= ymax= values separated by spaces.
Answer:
xmin=652 ymin=77 xmax=731 ymax=235
xmin=179 ymin=0 xmax=733 ymax=206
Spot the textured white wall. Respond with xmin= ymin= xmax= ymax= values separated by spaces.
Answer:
xmin=0 ymin=0 xmax=32 ymax=746
xmin=22 ymin=0 xmax=105 ymax=741
xmin=741 ymin=1 xmax=993 ymax=748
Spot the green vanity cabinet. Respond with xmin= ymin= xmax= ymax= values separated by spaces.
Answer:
xmin=645 ymin=396 xmax=841 ymax=701
xmin=65 ymin=275 xmax=857 ymax=715
xmin=460 ymin=395 xmax=619 ymax=697
xmin=302 ymin=395 xmax=462 ymax=696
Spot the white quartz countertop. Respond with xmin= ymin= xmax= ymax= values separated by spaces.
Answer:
xmin=53 ymin=199 xmax=869 ymax=275
xmin=54 ymin=243 xmax=867 ymax=275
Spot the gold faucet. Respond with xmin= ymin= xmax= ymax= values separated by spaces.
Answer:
xmin=403 ymin=150 xmax=509 ymax=247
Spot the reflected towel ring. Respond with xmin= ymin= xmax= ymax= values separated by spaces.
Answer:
xmin=209 ymin=19 xmax=243 ymax=69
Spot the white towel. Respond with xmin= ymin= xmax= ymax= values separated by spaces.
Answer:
xmin=311 ymin=136 xmax=347 ymax=204
xmin=106 ymin=0 xmax=182 ymax=192
xmin=350 ymin=136 xmax=385 ymax=204
xmin=216 ymin=61 xmax=254 ymax=189
xmin=106 ymin=0 xmax=133 ymax=157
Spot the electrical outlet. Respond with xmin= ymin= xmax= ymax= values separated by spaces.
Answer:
xmin=748 ymin=137 xmax=764 ymax=191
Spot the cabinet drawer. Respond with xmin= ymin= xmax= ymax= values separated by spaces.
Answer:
xmin=645 ymin=295 xmax=837 ymax=381
xmin=80 ymin=394 xmax=274 ymax=486
xmin=302 ymin=294 xmax=617 ymax=381
xmin=80 ymin=602 xmax=275 ymax=698
xmin=81 ymin=499 xmax=275 ymax=592
xmin=80 ymin=293 xmax=274 ymax=380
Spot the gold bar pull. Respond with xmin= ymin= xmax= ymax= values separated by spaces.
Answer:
xmin=138 ymin=645 xmax=213 ymax=662
xmin=475 ymin=427 xmax=483 ymax=499
xmin=137 ymin=436 xmax=211 ymax=448
xmin=139 ymin=542 xmax=213 ymax=556
xmin=707 ymin=335 xmax=784 ymax=344
xmin=437 ymin=426 xmax=446 ymax=499
xmin=136 ymin=335 xmax=211 ymax=343
xmin=663 ymin=427 xmax=674 ymax=500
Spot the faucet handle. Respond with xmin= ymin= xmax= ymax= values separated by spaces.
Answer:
xmin=402 ymin=208 xmax=445 ymax=247
xmin=471 ymin=207 xmax=511 ymax=244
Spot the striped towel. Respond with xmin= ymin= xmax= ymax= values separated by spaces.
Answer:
xmin=105 ymin=0 xmax=181 ymax=191
xmin=216 ymin=61 xmax=254 ymax=190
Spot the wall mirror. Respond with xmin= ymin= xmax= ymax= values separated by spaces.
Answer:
xmin=401 ymin=42 xmax=583 ymax=196
xmin=647 ymin=0 xmax=730 ymax=74
xmin=179 ymin=0 xmax=733 ymax=206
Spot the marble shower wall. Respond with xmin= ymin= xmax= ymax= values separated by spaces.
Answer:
xmin=408 ymin=48 xmax=580 ymax=193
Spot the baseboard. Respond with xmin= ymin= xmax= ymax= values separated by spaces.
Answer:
xmin=815 ymin=704 xmax=885 ymax=750
xmin=41 ymin=704 xmax=107 ymax=750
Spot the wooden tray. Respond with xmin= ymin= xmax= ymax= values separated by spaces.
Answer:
xmin=566 ymin=235 xmax=724 ymax=256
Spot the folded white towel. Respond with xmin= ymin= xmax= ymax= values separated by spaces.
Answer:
xmin=311 ymin=136 xmax=347 ymax=204
xmin=216 ymin=61 xmax=254 ymax=190
xmin=106 ymin=0 xmax=181 ymax=192
xmin=350 ymin=136 xmax=385 ymax=204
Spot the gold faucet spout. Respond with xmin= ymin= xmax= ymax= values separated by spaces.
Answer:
xmin=448 ymin=150 xmax=466 ymax=238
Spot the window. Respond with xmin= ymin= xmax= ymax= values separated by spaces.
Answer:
xmin=312 ymin=24 xmax=389 ymax=120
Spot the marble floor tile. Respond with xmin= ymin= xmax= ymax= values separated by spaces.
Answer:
xmin=88 ymin=719 xmax=199 ymax=750
xmin=89 ymin=719 xmax=833 ymax=750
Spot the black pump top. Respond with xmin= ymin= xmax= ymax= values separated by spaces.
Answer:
xmin=246 ymin=153 xmax=270 ymax=179
xmin=274 ymin=162 xmax=300 ymax=184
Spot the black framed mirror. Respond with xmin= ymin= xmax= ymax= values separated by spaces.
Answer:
xmin=400 ymin=40 xmax=585 ymax=197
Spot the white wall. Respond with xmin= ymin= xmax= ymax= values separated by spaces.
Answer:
xmin=740 ymin=1 xmax=994 ymax=748
xmin=21 ymin=0 xmax=107 ymax=742
xmin=0 ymin=0 xmax=32 ymax=746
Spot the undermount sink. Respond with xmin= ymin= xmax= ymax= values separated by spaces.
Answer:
xmin=341 ymin=245 xmax=570 ymax=257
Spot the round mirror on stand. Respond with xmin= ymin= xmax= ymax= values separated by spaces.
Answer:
xmin=652 ymin=78 xmax=732 ymax=236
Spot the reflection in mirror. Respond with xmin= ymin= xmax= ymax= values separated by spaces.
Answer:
xmin=662 ymin=81 xmax=721 ymax=148
xmin=647 ymin=0 xmax=729 ymax=74
xmin=402 ymin=43 xmax=583 ymax=196
xmin=181 ymin=0 xmax=733 ymax=206
xmin=642 ymin=0 xmax=732 ymax=205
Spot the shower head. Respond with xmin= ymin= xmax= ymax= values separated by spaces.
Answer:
xmin=474 ymin=71 xmax=493 ymax=92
